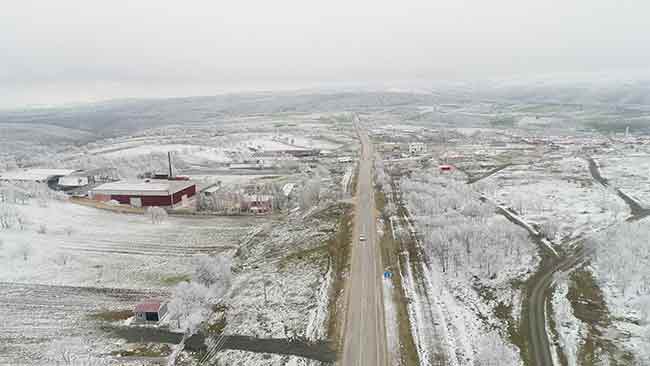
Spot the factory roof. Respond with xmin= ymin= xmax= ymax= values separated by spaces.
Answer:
xmin=92 ymin=180 xmax=194 ymax=195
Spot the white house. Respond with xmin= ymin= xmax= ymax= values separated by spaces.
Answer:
xmin=409 ymin=142 xmax=427 ymax=155
xmin=58 ymin=175 xmax=90 ymax=187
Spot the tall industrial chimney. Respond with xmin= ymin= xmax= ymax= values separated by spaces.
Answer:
xmin=168 ymin=151 xmax=173 ymax=178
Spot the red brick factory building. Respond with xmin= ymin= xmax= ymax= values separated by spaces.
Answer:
xmin=90 ymin=180 xmax=196 ymax=208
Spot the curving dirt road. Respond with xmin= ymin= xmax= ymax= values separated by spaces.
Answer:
xmin=525 ymin=243 xmax=589 ymax=366
xmin=522 ymin=156 xmax=649 ymax=366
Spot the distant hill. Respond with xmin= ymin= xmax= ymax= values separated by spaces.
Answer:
xmin=0 ymin=92 xmax=439 ymax=136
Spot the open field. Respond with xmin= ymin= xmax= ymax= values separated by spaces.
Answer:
xmin=596 ymin=152 xmax=650 ymax=205
xmin=483 ymin=156 xmax=629 ymax=244
xmin=0 ymin=197 xmax=255 ymax=364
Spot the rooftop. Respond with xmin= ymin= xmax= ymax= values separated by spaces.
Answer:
xmin=0 ymin=169 xmax=79 ymax=181
xmin=202 ymin=185 xmax=221 ymax=194
xmin=92 ymin=180 xmax=194 ymax=194
xmin=134 ymin=300 xmax=163 ymax=313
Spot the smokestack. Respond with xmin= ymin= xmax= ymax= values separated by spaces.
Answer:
xmin=168 ymin=151 xmax=173 ymax=178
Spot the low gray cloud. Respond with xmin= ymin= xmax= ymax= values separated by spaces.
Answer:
xmin=2 ymin=0 xmax=650 ymax=108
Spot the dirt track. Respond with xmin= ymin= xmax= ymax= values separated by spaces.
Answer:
xmin=520 ymin=156 xmax=648 ymax=366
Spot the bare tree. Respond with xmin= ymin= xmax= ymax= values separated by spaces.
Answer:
xmin=0 ymin=203 xmax=18 ymax=229
xmin=300 ymin=177 xmax=321 ymax=209
xmin=63 ymin=226 xmax=75 ymax=236
xmin=147 ymin=206 xmax=168 ymax=224
xmin=19 ymin=243 xmax=31 ymax=261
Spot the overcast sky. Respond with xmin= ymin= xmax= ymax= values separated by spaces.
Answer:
xmin=2 ymin=0 xmax=650 ymax=108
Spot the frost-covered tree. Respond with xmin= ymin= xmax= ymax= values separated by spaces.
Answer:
xmin=0 ymin=203 xmax=19 ymax=229
xmin=146 ymin=206 xmax=168 ymax=224
xmin=593 ymin=221 xmax=650 ymax=301
xmin=300 ymin=177 xmax=321 ymax=209
xmin=194 ymin=255 xmax=232 ymax=291
xmin=64 ymin=226 xmax=75 ymax=236
xmin=18 ymin=242 xmax=31 ymax=261
xmin=167 ymin=255 xmax=232 ymax=334
xmin=401 ymin=171 xmax=530 ymax=281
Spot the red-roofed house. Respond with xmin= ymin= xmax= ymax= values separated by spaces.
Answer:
xmin=134 ymin=300 xmax=167 ymax=322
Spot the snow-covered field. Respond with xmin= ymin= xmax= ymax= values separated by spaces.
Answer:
xmin=598 ymin=153 xmax=650 ymax=205
xmin=102 ymin=144 xmax=232 ymax=164
xmin=0 ymin=196 xmax=253 ymax=365
xmin=484 ymin=157 xmax=628 ymax=243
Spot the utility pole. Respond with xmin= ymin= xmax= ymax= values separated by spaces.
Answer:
xmin=263 ymin=281 xmax=268 ymax=305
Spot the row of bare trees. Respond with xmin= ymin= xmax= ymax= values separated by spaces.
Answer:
xmin=401 ymin=171 xmax=531 ymax=281
xmin=592 ymin=221 xmax=650 ymax=312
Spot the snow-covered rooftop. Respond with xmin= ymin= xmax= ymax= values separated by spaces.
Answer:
xmin=0 ymin=169 xmax=78 ymax=182
xmin=282 ymin=183 xmax=295 ymax=197
xmin=92 ymin=180 xmax=194 ymax=195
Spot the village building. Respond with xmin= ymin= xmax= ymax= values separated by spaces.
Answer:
xmin=408 ymin=142 xmax=427 ymax=155
xmin=242 ymin=194 xmax=273 ymax=214
xmin=134 ymin=300 xmax=167 ymax=322
xmin=281 ymin=183 xmax=295 ymax=198
xmin=90 ymin=180 xmax=196 ymax=208
xmin=200 ymin=183 xmax=222 ymax=198
xmin=58 ymin=174 xmax=89 ymax=188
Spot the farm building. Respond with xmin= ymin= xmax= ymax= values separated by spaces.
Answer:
xmin=134 ymin=300 xmax=167 ymax=322
xmin=90 ymin=180 xmax=196 ymax=208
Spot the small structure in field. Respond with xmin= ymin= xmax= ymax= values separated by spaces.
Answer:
xmin=409 ymin=142 xmax=427 ymax=155
xmin=200 ymin=183 xmax=222 ymax=197
xmin=439 ymin=164 xmax=453 ymax=172
xmin=58 ymin=174 xmax=90 ymax=188
xmin=282 ymin=183 xmax=295 ymax=197
xmin=134 ymin=300 xmax=167 ymax=322
xmin=90 ymin=180 xmax=196 ymax=208
xmin=58 ymin=168 xmax=119 ymax=188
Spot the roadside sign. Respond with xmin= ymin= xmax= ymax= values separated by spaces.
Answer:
xmin=383 ymin=271 xmax=392 ymax=279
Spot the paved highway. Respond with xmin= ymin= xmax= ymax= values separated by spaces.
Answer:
xmin=340 ymin=119 xmax=388 ymax=366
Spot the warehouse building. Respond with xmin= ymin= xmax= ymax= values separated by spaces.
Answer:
xmin=90 ymin=180 xmax=196 ymax=208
